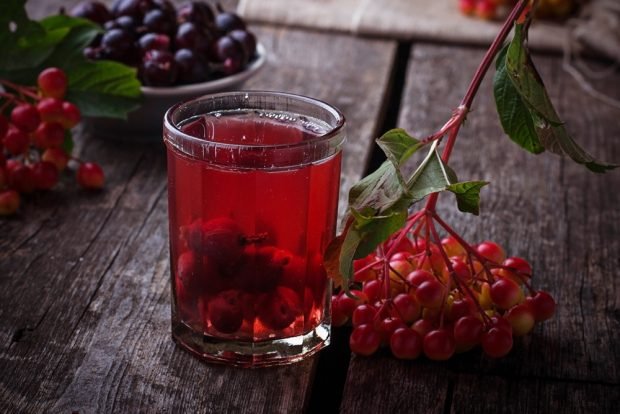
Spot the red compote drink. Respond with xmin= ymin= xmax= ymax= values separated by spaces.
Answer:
xmin=164 ymin=92 xmax=345 ymax=367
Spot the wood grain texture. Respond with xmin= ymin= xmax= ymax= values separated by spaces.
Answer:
xmin=340 ymin=44 xmax=620 ymax=413
xmin=0 ymin=10 xmax=396 ymax=413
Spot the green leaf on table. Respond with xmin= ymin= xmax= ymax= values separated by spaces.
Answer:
xmin=492 ymin=23 xmax=616 ymax=172
xmin=446 ymin=181 xmax=489 ymax=215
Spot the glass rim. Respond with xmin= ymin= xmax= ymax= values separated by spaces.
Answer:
xmin=163 ymin=90 xmax=346 ymax=151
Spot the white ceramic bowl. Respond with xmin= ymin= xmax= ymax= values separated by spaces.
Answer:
xmin=85 ymin=43 xmax=266 ymax=141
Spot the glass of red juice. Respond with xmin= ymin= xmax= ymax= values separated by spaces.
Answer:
xmin=163 ymin=91 xmax=345 ymax=367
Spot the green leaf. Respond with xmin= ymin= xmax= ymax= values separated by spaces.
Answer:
xmin=348 ymin=160 xmax=410 ymax=215
xmin=407 ymin=143 xmax=454 ymax=202
xmin=376 ymin=128 xmax=422 ymax=166
xmin=532 ymin=115 xmax=617 ymax=173
xmin=494 ymin=22 xmax=616 ymax=172
xmin=493 ymin=45 xmax=544 ymax=154
xmin=446 ymin=181 xmax=489 ymax=215
xmin=352 ymin=208 xmax=408 ymax=259
xmin=66 ymin=61 xmax=142 ymax=119
xmin=505 ymin=24 xmax=562 ymax=126
xmin=0 ymin=0 xmax=62 ymax=71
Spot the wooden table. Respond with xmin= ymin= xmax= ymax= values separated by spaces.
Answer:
xmin=2 ymin=1 xmax=619 ymax=412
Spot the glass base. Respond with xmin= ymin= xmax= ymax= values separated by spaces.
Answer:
xmin=172 ymin=321 xmax=331 ymax=368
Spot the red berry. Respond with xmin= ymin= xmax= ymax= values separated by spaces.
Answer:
xmin=441 ymin=236 xmax=465 ymax=257
xmin=476 ymin=241 xmax=506 ymax=263
xmin=500 ymin=256 xmax=532 ymax=284
xmin=38 ymin=67 xmax=68 ymax=99
xmin=0 ymin=153 xmax=5 ymax=168
xmin=406 ymin=269 xmax=434 ymax=288
xmin=423 ymin=329 xmax=456 ymax=361
xmin=526 ymin=291 xmax=556 ymax=322
xmin=337 ymin=290 xmax=368 ymax=318
xmin=3 ymin=126 xmax=30 ymax=155
xmin=453 ymin=315 xmax=483 ymax=348
xmin=34 ymin=122 xmax=65 ymax=149
xmin=412 ymin=318 xmax=435 ymax=337
xmin=0 ymin=189 xmax=20 ymax=215
xmin=31 ymin=161 xmax=59 ymax=190
xmin=349 ymin=323 xmax=381 ymax=356
xmin=0 ymin=166 xmax=6 ymax=187
xmin=390 ymin=328 xmax=423 ymax=360
xmin=415 ymin=279 xmax=445 ymax=309
xmin=6 ymin=161 xmax=35 ymax=193
xmin=59 ymin=101 xmax=81 ymax=129
xmin=37 ymin=98 xmax=65 ymax=123
xmin=362 ymin=279 xmax=383 ymax=303
xmin=76 ymin=162 xmax=105 ymax=190
xmin=331 ymin=294 xmax=349 ymax=327
xmin=450 ymin=296 xmax=476 ymax=320
xmin=352 ymin=304 xmax=377 ymax=327
xmin=490 ymin=278 xmax=523 ymax=309
xmin=481 ymin=327 xmax=513 ymax=358
xmin=450 ymin=258 xmax=472 ymax=282
xmin=11 ymin=104 xmax=40 ymax=132
xmin=184 ymin=217 xmax=243 ymax=265
xmin=257 ymin=286 xmax=301 ymax=331
xmin=393 ymin=293 xmax=421 ymax=324
xmin=375 ymin=316 xmax=407 ymax=344
xmin=42 ymin=147 xmax=70 ymax=171
xmin=206 ymin=289 xmax=243 ymax=334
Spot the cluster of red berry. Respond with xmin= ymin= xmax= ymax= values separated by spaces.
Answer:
xmin=174 ymin=217 xmax=326 ymax=339
xmin=0 ymin=67 xmax=104 ymax=216
xmin=332 ymin=232 xmax=556 ymax=360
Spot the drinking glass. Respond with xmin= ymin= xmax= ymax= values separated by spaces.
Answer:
xmin=163 ymin=91 xmax=345 ymax=367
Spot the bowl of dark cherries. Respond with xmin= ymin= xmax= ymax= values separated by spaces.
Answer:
xmin=71 ymin=0 xmax=266 ymax=138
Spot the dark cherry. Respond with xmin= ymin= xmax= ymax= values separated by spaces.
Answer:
xmin=70 ymin=1 xmax=112 ymax=25
xmin=174 ymin=48 xmax=209 ymax=83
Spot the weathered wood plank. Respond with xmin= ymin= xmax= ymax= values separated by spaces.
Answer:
xmin=450 ymin=374 xmax=620 ymax=414
xmin=340 ymin=43 xmax=619 ymax=412
xmin=0 ymin=16 xmax=396 ymax=414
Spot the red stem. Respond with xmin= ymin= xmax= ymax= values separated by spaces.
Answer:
xmin=423 ymin=0 xmax=529 ymax=212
